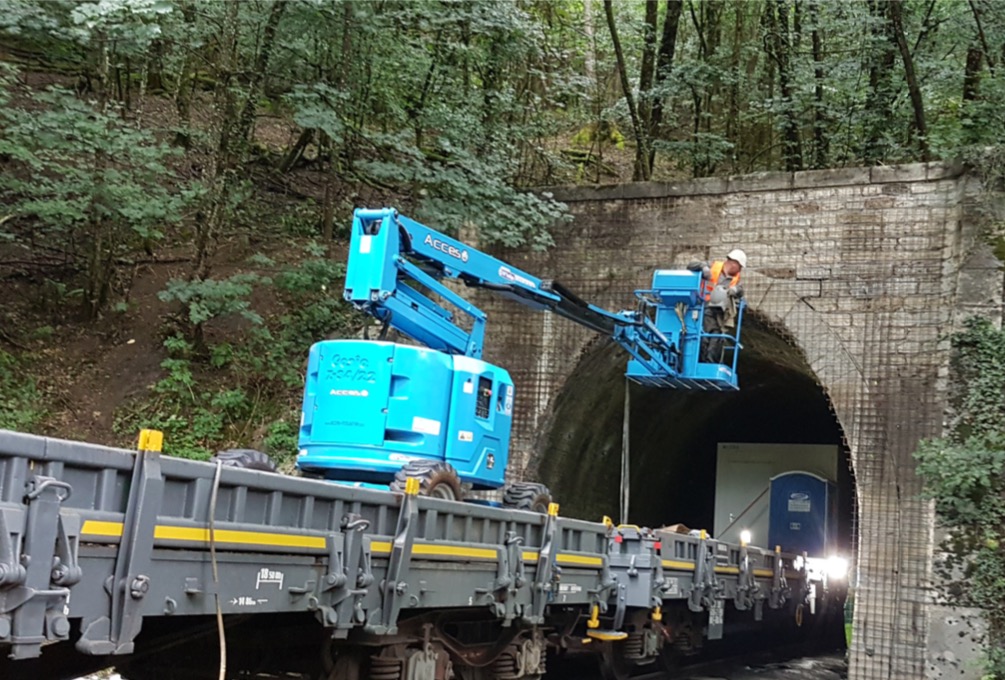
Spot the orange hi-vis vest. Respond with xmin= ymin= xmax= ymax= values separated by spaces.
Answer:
xmin=700 ymin=260 xmax=741 ymax=301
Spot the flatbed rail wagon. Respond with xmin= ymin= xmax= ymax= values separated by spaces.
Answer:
xmin=0 ymin=429 xmax=845 ymax=680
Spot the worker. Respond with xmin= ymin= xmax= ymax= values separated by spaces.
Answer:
xmin=688 ymin=249 xmax=746 ymax=363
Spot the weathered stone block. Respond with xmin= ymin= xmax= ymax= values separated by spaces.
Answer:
xmin=926 ymin=160 xmax=965 ymax=180
xmin=793 ymin=167 xmax=871 ymax=188
xmin=871 ymin=162 xmax=929 ymax=183
xmin=864 ymin=195 xmax=898 ymax=209
xmin=908 ymin=182 xmax=940 ymax=194
xmin=793 ymin=280 xmax=823 ymax=298
xmin=727 ymin=171 xmax=793 ymax=193
xmin=619 ymin=182 xmax=672 ymax=200
xmin=685 ymin=177 xmax=731 ymax=195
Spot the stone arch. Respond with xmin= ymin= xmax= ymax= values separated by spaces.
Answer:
xmin=526 ymin=285 xmax=917 ymax=677
xmin=523 ymin=271 xmax=874 ymax=483
xmin=526 ymin=281 xmax=867 ymax=515
xmin=477 ymin=164 xmax=977 ymax=678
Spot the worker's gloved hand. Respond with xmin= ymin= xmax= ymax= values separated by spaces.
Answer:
xmin=686 ymin=261 xmax=704 ymax=272
xmin=728 ymin=285 xmax=744 ymax=299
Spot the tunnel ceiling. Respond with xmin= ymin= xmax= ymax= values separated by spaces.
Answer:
xmin=532 ymin=311 xmax=849 ymax=533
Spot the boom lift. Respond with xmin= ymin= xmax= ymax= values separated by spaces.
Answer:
xmin=297 ymin=208 xmax=745 ymax=506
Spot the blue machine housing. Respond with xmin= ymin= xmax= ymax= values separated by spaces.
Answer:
xmin=296 ymin=208 xmax=748 ymax=489
xmin=626 ymin=270 xmax=744 ymax=390
xmin=297 ymin=340 xmax=513 ymax=488
xmin=767 ymin=471 xmax=837 ymax=556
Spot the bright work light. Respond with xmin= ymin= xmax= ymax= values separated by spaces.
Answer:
xmin=826 ymin=556 xmax=849 ymax=580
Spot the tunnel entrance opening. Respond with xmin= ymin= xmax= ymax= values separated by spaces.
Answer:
xmin=533 ymin=311 xmax=855 ymax=559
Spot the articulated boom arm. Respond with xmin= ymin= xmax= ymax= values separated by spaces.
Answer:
xmin=343 ymin=208 xmax=694 ymax=384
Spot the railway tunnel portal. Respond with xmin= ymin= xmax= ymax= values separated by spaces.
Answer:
xmin=477 ymin=162 xmax=1001 ymax=680
xmin=535 ymin=312 xmax=853 ymax=549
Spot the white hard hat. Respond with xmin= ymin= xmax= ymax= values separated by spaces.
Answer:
xmin=727 ymin=249 xmax=747 ymax=268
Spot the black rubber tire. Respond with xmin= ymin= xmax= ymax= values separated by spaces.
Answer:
xmin=209 ymin=448 xmax=278 ymax=473
xmin=390 ymin=459 xmax=463 ymax=501
xmin=502 ymin=482 xmax=552 ymax=513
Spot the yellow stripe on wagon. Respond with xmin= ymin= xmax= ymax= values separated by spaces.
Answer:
xmin=154 ymin=525 xmax=326 ymax=549
xmin=369 ymin=541 xmax=499 ymax=560
xmin=520 ymin=551 xmax=603 ymax=568
xmin=555 ymin=553 xmax=603 ymax=568
xmin=80 ymin=520 xmax=126 ymax=537
xmin=81 ymin=520 xmax=327 ymax=550
xmin=662 ymin=559 xmax=696 ymax=570
xmin=83 ymin=520 xmax=602 ymax=566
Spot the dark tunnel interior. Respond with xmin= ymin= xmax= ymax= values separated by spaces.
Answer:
xmin=533 ymin=312 xmax=856 ymax=556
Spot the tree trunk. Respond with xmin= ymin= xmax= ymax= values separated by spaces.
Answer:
xmin=688 ymin=0 xmax=725 ymax=176
xmin=604 ymin=0 xmax=651 ymax=181
xmin=649 ymin=0 xmax=683 ymax=169
xmin=809 ymin=0 xmax=829 ymax=168
xmin=863 ymin=0 xmax=897 ymax=164
xmin=134 ymin=57 xmax=148 ymax=127
xmin=320 ymin=0 xmax=354 ymax=257
xmin=967 ymin=0 xmax=996 ymax=74
xmin=192 ymin=1 xmax=241 ymax=282
xmin=963 ymin=45 xmax=983 ymax=103
xmin=638 ymin=0 xmax=659 ymax=135
xmin=83 ymin=31 xmax=111 ymax=319
xmin=193 ymin=0 xmax=287 ymax=283
xmin=410 ymin=34 xmax=442 ymax=150
xmin=123 ymin=56 xmax=131 ymax=110
xmin=321 ymin=133 xmax=337 ymax=254
xmin=889 ymin=0 xmax=930 ymax=161
xmin=147 ymin=38 xmax=165 ymax=93
xmin=765 ymin=0 xmax=803 ymax=171
xmin=234 ymin=0 xmax=288 ymax=157
xmin=583 ymin=0 xmax=597 ymax=87
xmin=279 ymin=127 xmax=313 ymax=173
xmin=173 ymin=1 xmax=197 ymax=147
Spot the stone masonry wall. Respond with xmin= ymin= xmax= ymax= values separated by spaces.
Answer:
xmin=477 ymin=162 xmax=1001 ymax=680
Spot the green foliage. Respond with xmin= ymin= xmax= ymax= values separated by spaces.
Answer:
xmin=280 ymin=1 xmax=573 ymax=245
xmin=0 ymin=76 xmax=197 ymax=314
xmin=948 ymin=317 xmax=1005 ymax=440
xmin=572 ymin=121 xmax=625 ymax=150
xmin=275 ymin=200 xmax=322 ymax=238
xmin=287 ymin=84 xmax=346 ymax=145
xmin=263 ymin=418 xmax=299 ymax=466
xmin=119 ymin=251 xmax=355 ymax=460
xmin=915 ymin=317 xmax=1005 ymax=677
xmin=4 ymin=0 xmax=1005 ymax=208
xmin=362 ymin=132 xmax=567 ymax=249
xmin=115 ymin=335 xmax=254 ymax=460
xmin=271 ymin=255 xmax=350 ymax=345
xmin=0 ymin=350 xmax=44 ymax=432
xmin=159 ymin=273 xmax=268 ymax=328
xmin=235 ymin=253 xmax=354 ymax=389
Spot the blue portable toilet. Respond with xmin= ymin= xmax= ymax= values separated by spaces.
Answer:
xmin=768 ymin=471 xmax=837 ymax=556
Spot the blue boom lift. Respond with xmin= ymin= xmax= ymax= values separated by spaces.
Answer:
xmin=296 ymin=208 xmax=744 ymax=507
